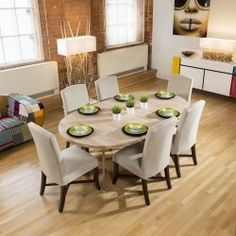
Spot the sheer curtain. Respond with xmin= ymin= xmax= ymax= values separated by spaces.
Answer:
xmin=0 ymin=0 xmax=43 ymax=68
xmin=105 ymin=0 xmax=144 ymax=48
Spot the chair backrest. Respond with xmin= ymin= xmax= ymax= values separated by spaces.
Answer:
xmin=172 ymin=100 xmax=206 ymax=154
xmin=95 ymin=75 xmax=119 ymax=101
xmin=28 ymin=122 xmax=64 ymax=185
xmin=167 ymin=75 xmax=193 ymax=103
xmin=60 ymin=84 xmax=89 ymax=116
xmin=141 ymin=117 xmax=178 ymax=178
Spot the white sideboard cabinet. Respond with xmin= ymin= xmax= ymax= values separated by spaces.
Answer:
xmin=180 ymin=65 xmax=204 ymax=90
xmin=180 ymin=57 xmax=236 ymax=96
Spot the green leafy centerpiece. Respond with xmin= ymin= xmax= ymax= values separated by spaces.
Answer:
xmin=112 ymin=105 xmax=122 ymax=121
xmin=126 ymin=99 xmax=135 ymax=114
xmin=139 ymin=95 xmax=149 ymax=109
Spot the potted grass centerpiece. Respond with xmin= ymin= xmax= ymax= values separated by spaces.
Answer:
xmin=139 ymin=95 xmax=149 ymax=109
xmin=126 ymin=99 xmax=135 ymax=115
xmin=112 ymin=105 xmax=122 ymax=121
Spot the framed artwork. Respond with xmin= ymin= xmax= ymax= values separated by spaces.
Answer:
xmin=173 ymin=0 xmax=211 ymax=37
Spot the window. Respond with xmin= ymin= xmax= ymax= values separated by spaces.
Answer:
xmin=105 ymin=0 xmax=144 ymax=48
xmin=0 ymin=0 xmax=43 ymax=68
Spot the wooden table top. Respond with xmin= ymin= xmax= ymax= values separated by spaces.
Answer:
xmin=58 ymin=91 xmax=188 ymax=149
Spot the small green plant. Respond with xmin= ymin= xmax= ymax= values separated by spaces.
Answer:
xmin=126 ymin=99 xmax=135 ymax=108
xmin=140 ymin=95 xmax=149 ymax=103
xmin=112 ymin=105 xmax=121 ymax=114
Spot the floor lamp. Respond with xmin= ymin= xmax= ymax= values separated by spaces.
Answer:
xmin=57 ymin=36 xmax=96 ymax=87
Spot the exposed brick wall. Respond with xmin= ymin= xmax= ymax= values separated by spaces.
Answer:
xmin=38 ymin=0 xmax=91 ymax=88
xmin=38 ymin=0 xmax=153 ymax=88
xmin=91 ymin=1 xmax=106 ymax=52
xmin=144 ymin=0 xmax=153 ymax=67
xmin=90 ymin=0 xmax=106 ymax=80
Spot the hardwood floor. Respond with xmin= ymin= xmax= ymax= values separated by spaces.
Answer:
xmin=0 ymin=78 xmax=236 ymax=236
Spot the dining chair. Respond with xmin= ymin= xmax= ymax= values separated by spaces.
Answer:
xmin=167 ymin=75 xmax=194 ymax=103
xmin=95 ymin=75 xmax=119 ymax=101
xmin=28 ymin=122 xmax=100 ymax=213
xmin=171 ymin=100 xmax=206 ymax=178
xmin=112 ymin=117 xmax=178 ymax=206
xmin=60 ymin=84 xmax=96 ymax=116
xmin=60 ymin=84 xmax=97 ymax=148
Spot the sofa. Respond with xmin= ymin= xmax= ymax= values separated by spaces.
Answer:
xmin=0 ymin=94 xmax=45 ymax=151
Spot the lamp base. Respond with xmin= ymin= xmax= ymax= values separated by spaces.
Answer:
xmin=64 ymin=53 xmax=93 ymax=87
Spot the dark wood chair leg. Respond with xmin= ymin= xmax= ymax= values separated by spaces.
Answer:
xmin=40 ymin=172 xmax=47 ymax=195
xmin=164 ymin=165 xmax=172 ymax=189
xmin=94 ymin=167 xmax=101 ymax=190
xmin=66 ymin=141 xmax=70 ymax=148
xmin=82 ymin=147 xmax=89 ymax=152
xmin=141 ymin=179 xmax=150 ymax=206
xmin=112 ymin=162 xmax=119 ymax=185
xmin=58 ymin=185 xmax=69 ymax=213
xmin=191 ymin=144 xmax=197 ymax=165
xmin=172 ymin=154 xmax=181 ymax=178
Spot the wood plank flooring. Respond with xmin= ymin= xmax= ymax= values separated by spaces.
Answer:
xmin=0 ymin=78 xmax=235 ymax=236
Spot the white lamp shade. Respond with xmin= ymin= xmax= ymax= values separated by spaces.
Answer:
xmin=57 ymin=36 xmax=96 ymax=56
xmin=200 ymin=38 xmax=236 ymax=52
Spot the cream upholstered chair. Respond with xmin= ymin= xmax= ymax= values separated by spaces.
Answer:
xmin=28 ymin=122 xmax=100 ymax=213
xmin=113 ymin=117 xmax=178 ymax=205
xmin=60 ymin=84 xmax=96 ymax=116
xmin=95 ymin=75 xmax=119 ymax=101
xmin=60 ymin=84 xmax=96 ymax=148
xmin=171 ymin=100 xmax=206 ymax=178
xmin=168 ymin=75 xmax=194 ymax=103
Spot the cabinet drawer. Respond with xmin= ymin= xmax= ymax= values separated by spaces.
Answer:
xmin=203 ymin=71 xmax=232 ymax=96
xmin=180 ymin=66 xmax=204 ymax=89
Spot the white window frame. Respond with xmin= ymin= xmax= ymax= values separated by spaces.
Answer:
xmin=0 ymin=0 xmax=44 ymax=69
xmin=105 ymin=0 xmax=145 ymax=49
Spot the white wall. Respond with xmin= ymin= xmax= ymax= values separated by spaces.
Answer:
xmin=152 ymin=0 xmax=236 ymax=79
xmin=0 ymin=61 xmax=59 ymax=96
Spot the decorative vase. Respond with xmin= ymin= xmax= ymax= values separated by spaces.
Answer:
xmin=126 ymin=107 xmax=134 ymax=115
xmin=140 ymin=101 xmax=148 ymax=109
xmin=112 ymin=113 xmax=121 ymax=121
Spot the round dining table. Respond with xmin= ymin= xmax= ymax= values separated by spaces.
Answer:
xmin=58 ymin=91 xmax=188 ymax=189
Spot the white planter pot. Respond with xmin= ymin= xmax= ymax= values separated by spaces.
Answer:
xmin=140 ymin=101 xmax=148 ymax=109
xmin=126 ymin=107 xmax=134 ymax=115
xmin=112 ymin=113 xmax=121 ymax=121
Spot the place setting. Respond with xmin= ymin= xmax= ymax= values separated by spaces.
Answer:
xmin=78 ymin=104 xmax=101 ymax=115
xmin=67 ymin=124 xmax=94 ymax=138
xmin=156 ymin=107 xmax=180 ymax=119
xmin=155 ymin=90 xmax=175 ymax=99
xmin=114 ymin=93 xmax=134 ymax=102
xmin=122 ymin=122 xmax=148 ymax=136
